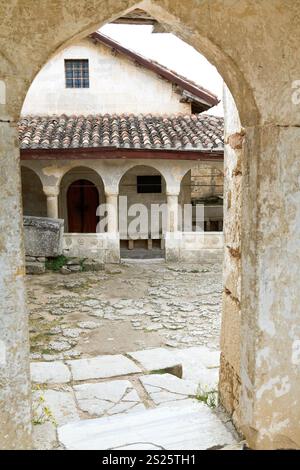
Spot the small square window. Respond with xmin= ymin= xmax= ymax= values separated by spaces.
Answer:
xmin=65 ymin=59 xmax=89 ymax=88
xmin=137 ymin=175 xmax=162 ymax=193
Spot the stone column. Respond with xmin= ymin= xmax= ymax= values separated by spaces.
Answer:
xmin=240 ymin=123 xmax=300 ymax=449
xmin=165 ymin=191 xmax=181 ymax=262
xmin=43 ymin=186 xmax=59 ymax=219
xmin=219 ymin=85 xmax=243 ymax=428
xmin=105 ymin=192 xmax=118 ymax=234
xmin=0 ymin=120 xmax=32 ymax=449
xmin=105 ymin=191 xmax=120 ymax=263
xmin=167 ymin=192 xmax=179 ymax=232
xmin=221 ymin=86 xmax=300 ymax=449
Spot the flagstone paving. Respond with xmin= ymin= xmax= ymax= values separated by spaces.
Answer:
xmin=26 ymin=261 xmax=222 ymax=361
xmin=31 ymin=346 xmax=241 ymax=450
xmin=28 ymin=260 xmax=240 ymax=450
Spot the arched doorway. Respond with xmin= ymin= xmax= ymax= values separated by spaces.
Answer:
xmin=67 ymin=179 xmax=99 ymax=233
xmin=59 ymin=166 xmax=105 ymax=234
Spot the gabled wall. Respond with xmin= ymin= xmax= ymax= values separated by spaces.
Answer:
xmin=21 ymin=38 xmax=191 ymax=116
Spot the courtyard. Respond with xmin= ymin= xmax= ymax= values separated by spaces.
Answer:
xmin=27 ymin=259 xmax=222 ymax=360
xmin=27 ymin=258 xmax=242 ymax=450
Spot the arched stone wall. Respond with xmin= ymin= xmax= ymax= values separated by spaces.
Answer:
xmin=1 ymin=0 xmax=300 ymax=450
xmin=59 ymin=166 xmax=105 ymax=232
xmin=119 ymin=164 xmax=167 ymax=239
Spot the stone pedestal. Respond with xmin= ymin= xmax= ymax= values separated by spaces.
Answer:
xmin=23 ymin=216 xmax=64 ymax=257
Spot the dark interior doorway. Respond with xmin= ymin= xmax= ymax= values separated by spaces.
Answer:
xmin=67 ymin=179 xmax=99 ymax=233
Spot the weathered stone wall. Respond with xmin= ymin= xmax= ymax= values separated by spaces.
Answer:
xmin=191 ymin=162 xmax=224 ymax=201
xmin=0 ymin=123 xmax=32 ymax=449
xmin=1 ymin=0 xmax=300 ymax=450
xmin=219 ymin=85 xmax=242 ymax=427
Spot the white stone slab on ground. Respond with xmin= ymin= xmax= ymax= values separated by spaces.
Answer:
xmin=173 ymin=347 xmax=220 ymax=370
xmin=171 ymin=347 xmax=220 ymax=388
xmin=58 ymin=403 xmax=236 ymax=450
xmin=30 ymin=361 xmax=71 ymax=384
xmin=74 ymin=380 xmax=145 ymax=417
xmin=33 ymin=389 xmax=79 ymax=426
xmin=128 ymin=347 xmax=220 ymax=390
xmin=139 ymin=373 xmax=198 ymax=406
xmin=128 ymin=348 xmax=181 ymax=373
xmin=67 ymin=354 xmax=141 ymax=381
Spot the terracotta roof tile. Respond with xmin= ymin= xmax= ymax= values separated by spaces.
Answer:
xmin=19 ymin=114 xmax=224 ymax=152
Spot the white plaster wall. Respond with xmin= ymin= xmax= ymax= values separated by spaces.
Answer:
xmin=21 ymin=39 xmax=191 ymax=116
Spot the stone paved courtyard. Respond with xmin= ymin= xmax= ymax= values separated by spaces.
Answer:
xmin=27 ymin=259 xmax=223 ymax=361
xmin=31 ymin=346 xmax=242 ymax=450
xmin=26 ymin=258 xmax=241 ymax=450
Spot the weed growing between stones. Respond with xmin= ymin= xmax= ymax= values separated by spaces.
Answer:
xmin=45 ymin=255 xmax=68 ymax=272
xmin=32 ymin=386 xmax=57 ymax=426
xmin=196 ymin=384 xmax=218 ymax=408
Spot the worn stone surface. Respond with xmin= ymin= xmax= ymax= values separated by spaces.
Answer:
xmin=26 ymin=261 xmax=45 ymax=275
xmin=23 ymin=216 xmax=64 ymax=257
xmin=32 ymin=422 xmax=58 ymax=450
xmin=28 ymin=348 xmax=227 ymax=448
xmin=67 ymin=355 xmax=141 ymax=381
xmin=30 ymin=361 xmax=71 ymax=384
xmin=33 ymin=389 xmax=79 ymax=426
xmin=57 ymin=403 xmax=236 ymax=450
xmin=219 ymin=86 xmax=242 ymax=430
xmin=74 ymin=380 xmax=145 ymax=417
xmin=2 ymin=0 xmax=300 ymax=451
xmin=128 ymin=348 xmax=182 ymax=375
xmin=139 ymin=373 xmax=198 ymax=405
xmin=27 ymin=262 xmax=222 ymax=362
xmin=0 ymin=122 xmax=32 ymax=449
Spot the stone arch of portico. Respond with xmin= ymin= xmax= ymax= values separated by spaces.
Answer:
xmin=1 ymin=0 xmax=300 ymax=451
xmin=20 ymin=165 xmax=47 ymax=217
xmin=59 ymin=166 xmax=105 ymax=232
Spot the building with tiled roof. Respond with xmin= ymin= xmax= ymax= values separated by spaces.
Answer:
xmin=20 ymin=31 xmax=224 ymax=262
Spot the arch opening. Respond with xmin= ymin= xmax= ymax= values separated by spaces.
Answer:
xmin=21 ymin=166 xmax=47 ymax=217
xmin=118 ymin=164 xmax=167 ymax=259
xmin=15 ymin=1 xmax=251 ymax=451
xmin=59 ymin=166 xmax=105 ymax=233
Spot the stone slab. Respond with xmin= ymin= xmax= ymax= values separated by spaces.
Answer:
xmin=67 ymin=355 xmax=141 ymax=381
xmin=58 ymin=403 xmax=236 ymax=450
xmin=26 ymin=261 xmax=45 ymax=275
xmin=74 ymin=380 xmax=144 ymax=417
xmin=23 ymin=216 xmax=64 ymax=257
xmin=32 ymin=422 xmax=58 ymax=450
xmin=139 ymin=373 xmax=198 ymax=405
xmin=33 ymin=389 xmax=79 ymax=426
xmin=128 ymin=348 xmax=182 ymax=377
xmin=30 ymin=361 xmax=71 ymax=384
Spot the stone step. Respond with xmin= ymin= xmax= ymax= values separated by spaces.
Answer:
xmin=58 ymin=403 xmax=236 ymax=450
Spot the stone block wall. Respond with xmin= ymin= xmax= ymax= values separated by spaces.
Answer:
xmin=219 ymin=85 xmax=243 ymax=427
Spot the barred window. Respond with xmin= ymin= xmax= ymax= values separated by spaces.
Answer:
xmin=137 ymin=175 xmax=162 ymax=193
xmin=65 ymin=59 xmax=89 ymax=88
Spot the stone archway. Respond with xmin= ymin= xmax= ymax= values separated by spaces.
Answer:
xmin=118 ymin=164 xmax=167 ymax=257
xmin=1 ymin=0 xmax=300 ymax=450
xmin=59 ymin=166 xmax=105 ymax=233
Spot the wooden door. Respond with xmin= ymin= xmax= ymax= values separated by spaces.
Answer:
xmin=67 ymin=179 xmax=99 ymax=233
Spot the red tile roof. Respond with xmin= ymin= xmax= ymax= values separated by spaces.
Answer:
xmin=19 ymin=114 xmax=224 ymax=152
